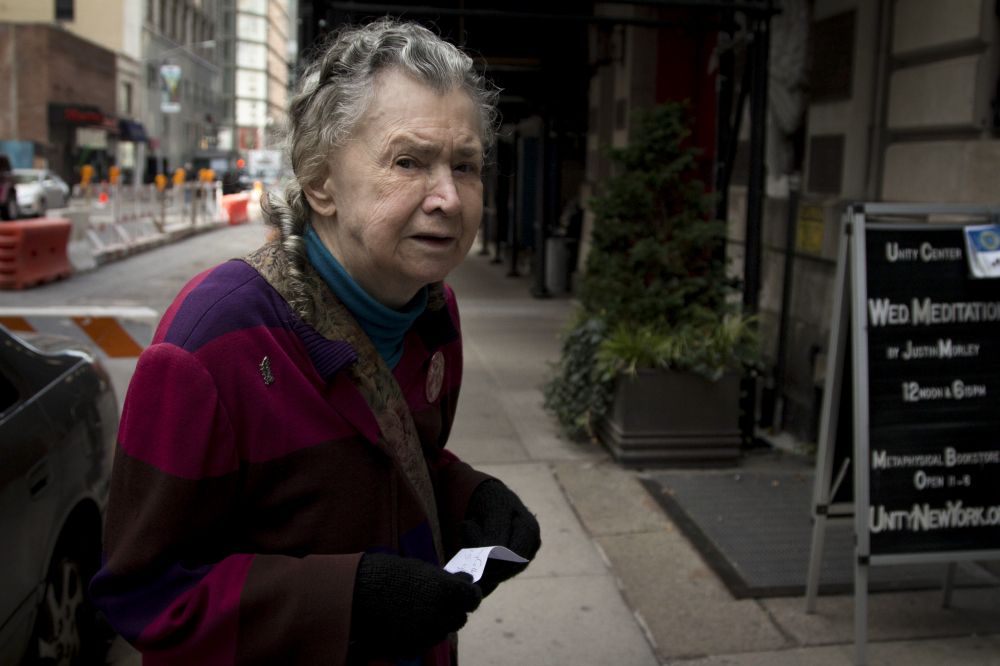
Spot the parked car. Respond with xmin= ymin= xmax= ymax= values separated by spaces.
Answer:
xmin=13 ymin=170 xmax=70 ymax=218
xmin=0 ymin=155 xmax=18 ymax=220
xmin=0 ymin=324 xmax=118 ymax=665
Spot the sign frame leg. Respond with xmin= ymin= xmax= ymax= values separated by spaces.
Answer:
xmin=854 ymin=556 xmax=869 ymax=666
xmin=806 ymin=213 xmax=853 ymax=613
xmin=849 ymin=208 xmax=873 ymax=666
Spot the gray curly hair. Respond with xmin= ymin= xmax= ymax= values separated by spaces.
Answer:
xmin=262 ymin=17 xmax=500 ymax=321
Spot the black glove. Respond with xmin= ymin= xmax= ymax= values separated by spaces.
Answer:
xmin=350 ymin=553 xmax=483 ymax=662
xmin=460 ymin=480 xmax=542 ymax=596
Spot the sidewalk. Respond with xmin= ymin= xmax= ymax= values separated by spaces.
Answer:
xmin=446 ymin=251 xmax=1000 ymax=666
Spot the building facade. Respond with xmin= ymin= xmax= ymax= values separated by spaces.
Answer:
xmin=0 ymin=0 xmax=225 ymax=182
xmin=580 ymin=0 xmax=1000 ymax=445
xmin=142 ymin=0 xmax=224 ymax=179
xmin=750 ymin=0 xmax=1000 ymax=442
xmin=0 ymin=22 xmax=118 ymax=183
xmin=219 ymin=0 xmax=291 ymax=157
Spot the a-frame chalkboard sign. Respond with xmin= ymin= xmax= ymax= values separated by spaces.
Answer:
xmin=804 ymin=203 xmax=1000 ymax=666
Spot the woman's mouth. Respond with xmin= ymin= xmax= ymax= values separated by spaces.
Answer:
xmin=411 ymin=234 xmax=455 ymax=249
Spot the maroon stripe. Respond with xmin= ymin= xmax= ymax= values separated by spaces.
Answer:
xmin=443 ymin=337 xmax=463 ymax=397
xmin=103 ymin=444 xmax=241 ymax=578
xmin=237 ymin=436 xmax=394 ymax=555
xmin=236 ymin=552 xmax=361 ymax=666
xmin=436 ymin=455 xmax=494 ymax=560
xmin=444 ymin=283 xmax=460 ymax=331
xmin=393 ymin=328 xmax=428 ymax=386
xmin=396 ymin=338 xmax=462 ymax=413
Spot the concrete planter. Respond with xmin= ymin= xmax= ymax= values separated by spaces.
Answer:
xmin=597 ymin=369 xmax=741 ymax=467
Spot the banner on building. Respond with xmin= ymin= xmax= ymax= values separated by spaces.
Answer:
xmin=238 ymin=127 xmax=261 ymax=151
xmin=160 ymin=65 xmax=182 ymax=113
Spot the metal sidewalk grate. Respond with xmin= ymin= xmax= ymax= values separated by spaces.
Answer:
xmin=641 ymin=470 xmax=1000 ymax=598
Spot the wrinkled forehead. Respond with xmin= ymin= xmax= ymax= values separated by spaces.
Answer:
xmin=367 ymin=68 xmax=483 ymax=134
xmin=349 ymin=70 xmax=483 ymax=153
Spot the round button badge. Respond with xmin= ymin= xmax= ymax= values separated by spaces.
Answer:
xmin=425 ymin=351 xmax=445 ymax=403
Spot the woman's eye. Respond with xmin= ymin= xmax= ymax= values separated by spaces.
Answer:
xmin=454 ymin=163 xmax=477 ymax=174
xmin=396 ymin=158 xmax=416 ymax=169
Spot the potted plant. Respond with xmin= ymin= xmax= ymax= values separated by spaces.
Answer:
xmin=543 ymin=102 xmax=760 ymax=466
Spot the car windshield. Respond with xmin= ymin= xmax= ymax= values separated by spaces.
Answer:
xmin=13 ymin=172 xmax=41 ymax=184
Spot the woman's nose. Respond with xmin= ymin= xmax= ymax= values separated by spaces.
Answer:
xmin=423 ymin=169 xmax=462 ymax=216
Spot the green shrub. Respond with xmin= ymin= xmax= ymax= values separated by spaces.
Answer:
xmin=597 ymin=316 xmax=761 ymax=382
xmin=542 ymin=316 xmax=613 ymax=442
xmin=544 ymin=102 xmax=758 ymax=442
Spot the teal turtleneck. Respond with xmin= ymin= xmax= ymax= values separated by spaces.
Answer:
xmin=304 ymin=225 xmax=428 ymax=370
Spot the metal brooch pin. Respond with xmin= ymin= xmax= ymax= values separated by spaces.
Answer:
xmin=259 ymin=356 xmax=274 ymax=386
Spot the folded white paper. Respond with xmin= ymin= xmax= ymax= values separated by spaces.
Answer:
xmin=443 ymin=546 xmax=528 ymax=583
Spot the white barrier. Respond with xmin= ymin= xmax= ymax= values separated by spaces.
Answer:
xmin=70 ymin=182 xmax=228 ymax=264
xmin=0 ymin=306 xmax=157 ymax=358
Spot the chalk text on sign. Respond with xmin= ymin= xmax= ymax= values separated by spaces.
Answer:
xmin=885 ymin=242 xmax=962 ymax=263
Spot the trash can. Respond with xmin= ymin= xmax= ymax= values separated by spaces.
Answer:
xmin=545 ymin=236 xmax=571 ymax=293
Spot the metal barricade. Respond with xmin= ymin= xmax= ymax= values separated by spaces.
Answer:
xmin=82 ymin=181 xmax=227 ymax=262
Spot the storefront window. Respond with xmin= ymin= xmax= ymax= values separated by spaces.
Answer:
xmin=55 ymin=0 xmax=74 ymax=21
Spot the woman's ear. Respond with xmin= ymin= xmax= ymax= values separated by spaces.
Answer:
xmin=302 ymin=174 xmax=337 ymax=217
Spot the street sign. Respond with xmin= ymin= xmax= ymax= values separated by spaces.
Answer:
xmin=804 ymin=203 xmax=1000 ymax=666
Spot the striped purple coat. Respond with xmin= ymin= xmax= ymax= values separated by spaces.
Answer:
xmin=90 ymin=257 xmax=491 ymax=665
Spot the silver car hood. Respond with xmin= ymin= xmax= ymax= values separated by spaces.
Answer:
xmin=16 ymin=182 xmax=41 ymax=200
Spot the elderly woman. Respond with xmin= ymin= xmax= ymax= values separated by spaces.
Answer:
xmin=91 ymin=19 xmax=540 ymax=666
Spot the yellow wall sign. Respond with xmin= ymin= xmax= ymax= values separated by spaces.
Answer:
xmin=797 ymin=204 xmax=825 ymax=254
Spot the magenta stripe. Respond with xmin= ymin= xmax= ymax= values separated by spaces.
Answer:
xmin=429 ymin=637 xmax=452 ymax=666
xmin=120 ymin=344 xmax=239 ymax=479
xmin=135 ymin=554 xmax=253 ymax=665
xmin=191 ymin=327 xmax=369 ymax=462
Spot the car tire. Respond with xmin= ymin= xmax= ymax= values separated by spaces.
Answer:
xmin=29 ymin=553 xmax=104 ymax=666
xmin=3 ymin=195 xmax=19 ymax=220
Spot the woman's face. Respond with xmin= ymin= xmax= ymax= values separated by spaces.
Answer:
xmin=309 ymin=69 xmax=484 ymax=309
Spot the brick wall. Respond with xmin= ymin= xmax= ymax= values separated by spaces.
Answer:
xmin=0 ymin=23 xmax=115 ymax=144
xmin=0 ymin=25 xmax=14 ymax=140
xmin=16 ymin=25 xmax=52 ymax=144
xmin=46 ymin=25 xmax=116 ymax=115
